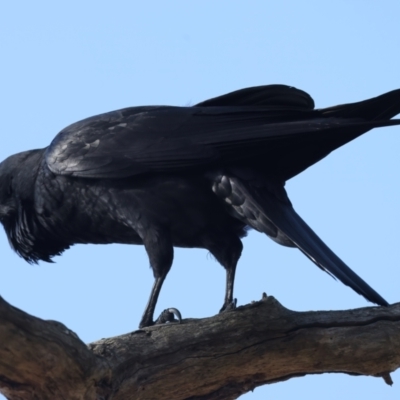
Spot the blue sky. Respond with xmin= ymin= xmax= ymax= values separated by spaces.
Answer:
xmin=1 ymin=2 xmax=400 ymax=399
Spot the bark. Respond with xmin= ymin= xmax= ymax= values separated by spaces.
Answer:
xmin=0 ymin=294 xmax=399 ymax=400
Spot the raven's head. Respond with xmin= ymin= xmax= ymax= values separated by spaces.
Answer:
xmin=0 ymin=150 xmax=44 ymax=222
xmin=0 ymin=150 xmax=45 ymax=261
xmin=0 ymin=154 xmax=20 ymax=224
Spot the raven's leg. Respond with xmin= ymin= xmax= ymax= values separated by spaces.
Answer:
xmin=208 ymin=235 xmax=243 ymax=313
xmin=220 ymin=262 xmax=237 ymax=312
xmin=138 ymin=229 xmax=174 ymax=328
xmin=140 ymin=273 xmax=168 ymax=328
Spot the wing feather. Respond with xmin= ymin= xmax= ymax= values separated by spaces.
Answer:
xmin=45 ymin=86 xmax=400 ymax=180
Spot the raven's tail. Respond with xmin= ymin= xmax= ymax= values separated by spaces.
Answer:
xmin=270 ymin=89 xmax=400 ymax=181
xmin=219 ymin=174 xmax=389 ymax=306
xmin=320 ymin=89 xmax=400 ymax=121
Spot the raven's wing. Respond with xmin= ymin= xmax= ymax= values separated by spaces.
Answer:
xmin=219 ymin=173 xmax=389 ymax=306
xmin=46 ymin=85 xmax=400 ymax=180
xmin=195 ymin=84 xmax=315 ymax=108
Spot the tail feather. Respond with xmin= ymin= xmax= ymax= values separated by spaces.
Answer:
xmin=320 ymin=89 xmax=400 ymax=121
xmin=230 ymin=176 xmax=389 ymax=306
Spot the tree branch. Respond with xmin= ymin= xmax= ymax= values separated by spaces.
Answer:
xmin=1 ymin=294 xmax=399 ymax=400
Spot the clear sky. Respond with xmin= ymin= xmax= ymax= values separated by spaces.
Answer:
xmin=1 ymin=2 xmax=400 ymax=399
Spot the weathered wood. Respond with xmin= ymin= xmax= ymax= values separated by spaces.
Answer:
xmin=0 ymin=294 xmax=399 ymax=400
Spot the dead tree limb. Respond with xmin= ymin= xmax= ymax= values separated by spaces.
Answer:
xmin=0 ymin=294 xmax=399 ymax=400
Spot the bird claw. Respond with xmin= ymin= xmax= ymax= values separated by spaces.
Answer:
xmin=220 ymin=298 xmax=237 ymax=313
xmin=154 ymin=308 xmax=182 ymax=325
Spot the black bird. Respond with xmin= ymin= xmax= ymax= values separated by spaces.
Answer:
xmin=1 ymin=85 xmax=400 ymax=328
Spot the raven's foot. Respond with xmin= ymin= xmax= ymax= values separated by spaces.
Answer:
xmin=139 ymin=307 xmax=182 ymax=328
xmin=219 ymin=298 xmax=237 ymax=313
xmin=154 ymin=308 xmax=182 ymax=325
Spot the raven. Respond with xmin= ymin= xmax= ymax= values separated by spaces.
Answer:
xmin=1 ymin=85 xmax=399 ymax=328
